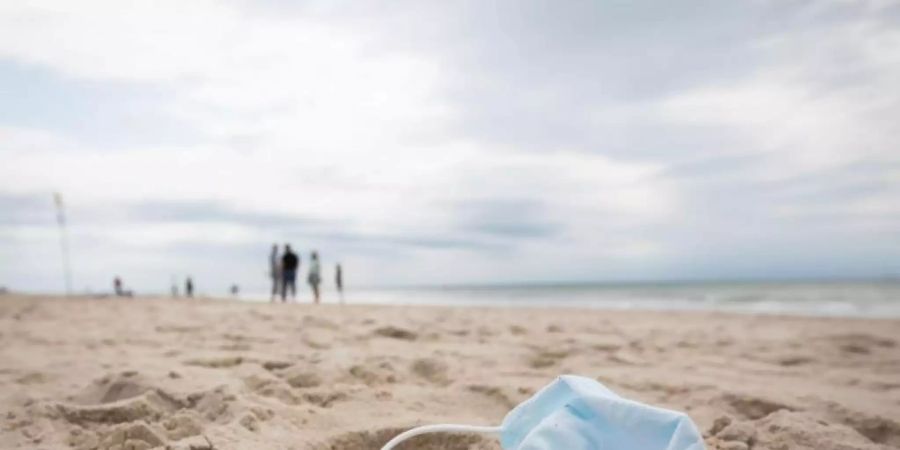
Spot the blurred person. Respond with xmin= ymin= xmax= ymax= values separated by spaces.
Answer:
xmin=269 ymin=244 xmax=281 ymax=302
xmin=185 ymin=277 xmax=194 ymax=298
xmin=335 ymin=263 xmax=344 ymax=304
xmin=113 ymin=276 xmax=123 ymax=296
xmin=308 ymin=251 xmax=321 ymax=304
xmin=230 ymin=284 xmax=239 ymax=298
xmin=281 ymin=244 xmax=299 ymax=302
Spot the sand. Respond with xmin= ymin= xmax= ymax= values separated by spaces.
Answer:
xmin=1 ymin=294 xmax=899 ymax=450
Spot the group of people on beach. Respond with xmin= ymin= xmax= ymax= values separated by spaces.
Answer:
xmin=269 ymin=244 xmax=342 ymax=304
xmin=111 ymin=245 xmax=343 ymax=302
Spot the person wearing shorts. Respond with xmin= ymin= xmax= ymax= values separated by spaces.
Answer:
xmin=308 ymin=251 xmax=321 ymax=304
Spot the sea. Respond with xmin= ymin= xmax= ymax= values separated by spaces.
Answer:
xmin=249 ymin=280 xmax=900 ymax=318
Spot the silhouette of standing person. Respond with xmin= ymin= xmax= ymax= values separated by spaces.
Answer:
xmin=269 ymin=244 xmax=281 ymax=302
xmin=335 ymin=263 xmax=344 ymax=304
xmin=308 ymin=251 xmax=321 ymax=304
xmin=185 ymin=277 xmax=194 ymax=298
xmin=281 ymin=245 xmax=299 ymax=302
xmin=113 ymin=276 xmax=123 ymax=296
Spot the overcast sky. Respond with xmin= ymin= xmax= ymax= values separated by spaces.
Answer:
xmin=1 ymin=0 xmax=899 ymax=295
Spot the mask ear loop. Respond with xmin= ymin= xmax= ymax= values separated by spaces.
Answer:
xmin=380 ymin=424 xmax=502 ymax=450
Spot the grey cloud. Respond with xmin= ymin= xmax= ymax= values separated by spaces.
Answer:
xmin=126 ymin=200 xmax=320 ymax=229
xmin=0 ymin=192 xmax=56 ymax=225
xmin=658 ymin=158 xmax=900 ymax=236
xmin=770 ymin=161 xmax=900 ymax=202
xmin=73 ymin=199 xmax=502 ymax=253
xmin=130 ymin=200 xmax=503 ymax=251
xmin=452 ymin=198 xmax=559 ymax=239
xmin=661 ymin=153 xmax=769 ymax=181
xmin=312 ymin=1 xmax=899 ymax=162
xmin=291 ymin=230 xmax=508 ymax=253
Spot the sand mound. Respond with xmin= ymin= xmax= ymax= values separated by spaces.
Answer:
xmin=53 ymin=372 xmax=270 ymax=449
xmin=57 ymin=372 xmax=184 ymax=426
xmin=718 ymin=392 xmax=796 ymax=420
xmin=708 ymin=410 xmax=894 ymax=450
xmin=72 ymin=372 xmax=172 ymax=405
xmin=58 ymin=390 xmax=180 ymax=425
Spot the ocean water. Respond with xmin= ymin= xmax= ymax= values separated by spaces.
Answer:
xmin=258 ymin=280 xmax=900 ymax=318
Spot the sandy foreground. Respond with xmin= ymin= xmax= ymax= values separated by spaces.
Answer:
xmin=1 ymin=295 xmax=899 ymax=450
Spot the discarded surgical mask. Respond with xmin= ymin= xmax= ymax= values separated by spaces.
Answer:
xmin=381 ymin=375 xmax=705 ymax=450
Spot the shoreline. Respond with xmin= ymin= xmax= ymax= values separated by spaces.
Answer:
xmin=10 ymin=291 xmax=900 ymax=321
xmin=8 ymin=276 xmax=900 ymax=319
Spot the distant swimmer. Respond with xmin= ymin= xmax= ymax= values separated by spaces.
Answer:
xmin=308 ymin=251 xmax=321 ymax=305
xmin=269 ymin=244 xmax=281 ymax=302
xmin=281 ymin=244 xmax=299 ymax=302
xmin=335 ymin=263 xmax=344 ymax=304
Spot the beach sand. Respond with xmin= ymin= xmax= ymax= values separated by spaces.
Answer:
xmin=1 ymin=294 xmax=898 ymax=449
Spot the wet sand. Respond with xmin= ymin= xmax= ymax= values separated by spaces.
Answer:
xmin=1 ymin=294 xmax=899 ymax=449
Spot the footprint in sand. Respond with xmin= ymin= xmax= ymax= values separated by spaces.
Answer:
xmin=244 ymin=373 xmax=299 ymax=404
xmin=280 ymin=367 xmax=322 ymax=389
xmin=186 ymin=386 xmax=236 ymax=423
xmin=161 ymin=411 xmax=205 ymax=441
xmin=823 ymin=401 xmax=900 ymax=447
xmin=14 ymin=372 xmax=49 ymax=385
xmin=374 ymin=326 xmax=418 ymax=341
xmin=57 ymin=372 xmax=184 ymax=426
xmin=245 ymin=369 xmax=345 ymax=408
xmin=527 ymin=347 xmax=571 ymax=369
xmin=184 ymin=356 xmax=244 ymax=368
xmin=410 ymin=357 xmax=450 ymax=385
xmin=777 ymin=355 xmax=815 ymax=367
xmin=824 ymin=333 xmax=896 ymax=355
xmin=717 ymin=392 xmax=796 ymax=420
xmin=323 ymin=427 xmax=500 ymax=450
xmin=341 ymin=357 xmax=399 ymax=386
xmin=261 ymin=360 xmax=293 ymax=371
xmin=96 ymin=421 xmax=167 ymax=450
xmin=466 ymin=384 xmax=519 ymax=409
xmin=509 ymin=325 xmax=528 ymax=336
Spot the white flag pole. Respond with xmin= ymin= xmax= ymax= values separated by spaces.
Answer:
xmin=54 ymin=192 xmax=73 ymax=296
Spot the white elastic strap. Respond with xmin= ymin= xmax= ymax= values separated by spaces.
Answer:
xmin=380 ymin=424 xmax=502 ymax=450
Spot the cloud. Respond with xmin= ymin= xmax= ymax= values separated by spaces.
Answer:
xmin=0 ymin=192 xmax=56 ymax=226
xmin=0 ymin=0 xmax=898 ymax=292
xmin=452 ymin=198 xmax=559 ymax=239
xmin=0 ymin=61 xmax=198 ymax=148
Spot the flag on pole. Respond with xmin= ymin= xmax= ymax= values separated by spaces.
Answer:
xmin=54 ymin=192 xmax=65 ymax=225
xmin=54 ymin=192 xmax=72 ymax=296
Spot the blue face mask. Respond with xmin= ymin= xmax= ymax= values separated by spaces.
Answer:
xmin=381 ymin=375 xmax=705 ymax=450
